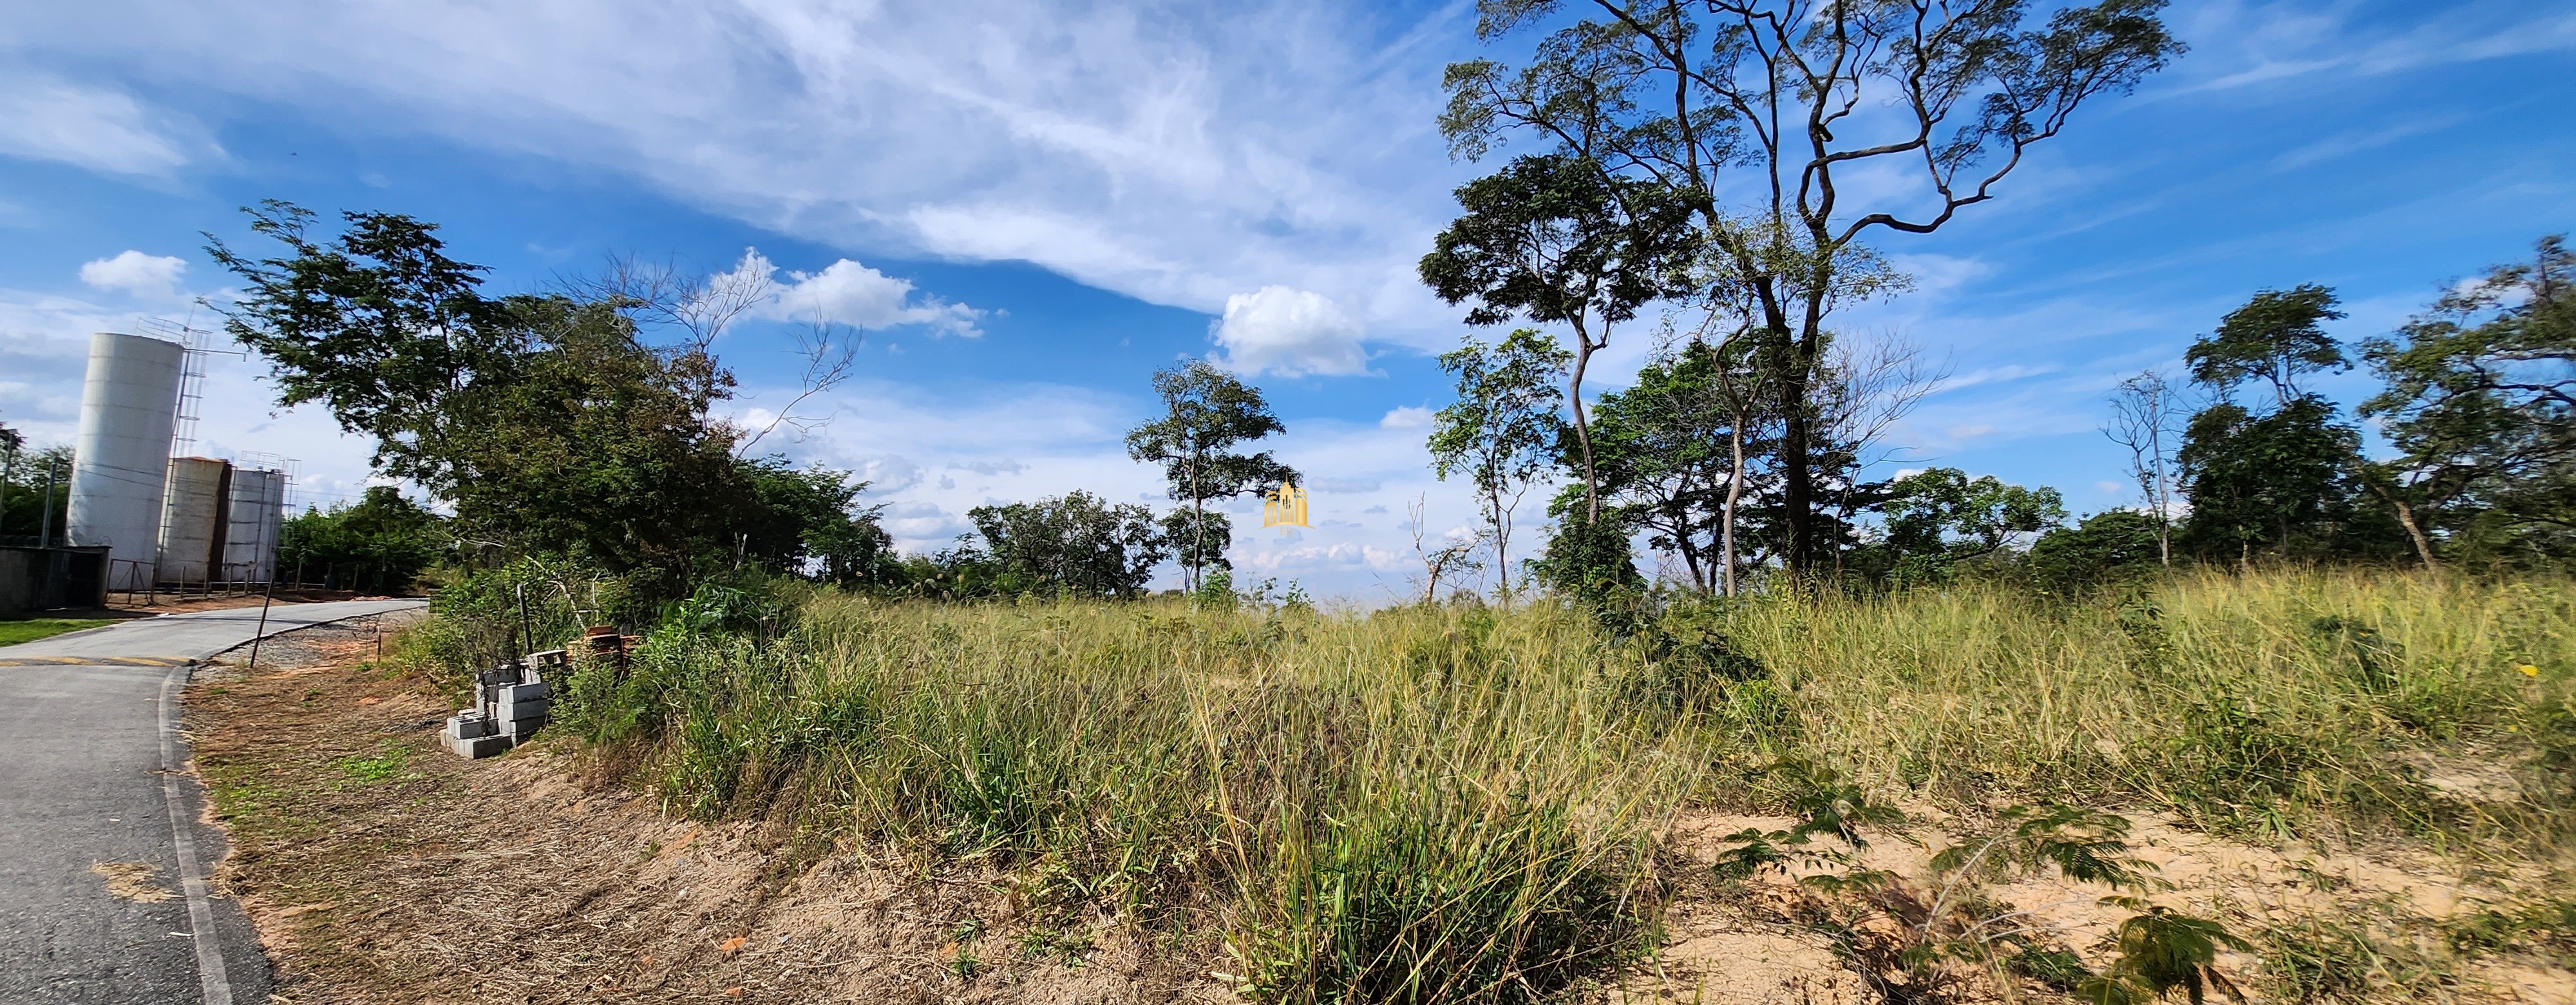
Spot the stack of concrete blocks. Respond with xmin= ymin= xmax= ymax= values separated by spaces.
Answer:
xmin=442 ymin=649 xmax=569 ymax=759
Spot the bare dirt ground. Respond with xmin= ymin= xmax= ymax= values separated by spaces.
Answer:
xmin=1616 ymin=810 xmax=2575 ymax=1005
xmin=189 ymin=627 xmax=2574 ymax=1004
xmin=187 ymin=617 xmax=1216 ymax=1004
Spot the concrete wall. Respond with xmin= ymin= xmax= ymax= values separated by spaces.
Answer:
xmin=0 ymin=546 xmax=111 ymax=613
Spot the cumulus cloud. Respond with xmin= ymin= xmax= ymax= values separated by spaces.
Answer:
xmin=710 ymin=249 xmax=985 ymax=337
xmin=79 ymin=251 xmax=188 ymax=298
xmin=1211 ymin=286 xmax=1372 ymax=378
xmin=0 ymin=74 xmax=209 ymax=176
xmin=1379 ymin=405 xmax=1432 ymax=429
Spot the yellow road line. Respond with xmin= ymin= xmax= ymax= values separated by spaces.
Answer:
xmin=0 ymin=656 xmax=194 ymax=667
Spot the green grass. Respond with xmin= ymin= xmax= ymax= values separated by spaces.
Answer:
xmin=1719 ymin=568 xmax=2575 ymax=848
xmin=487 ymin=566 xmax=2573 ymax=1002
xmin=0 ymin=617 xmax=114 ymax=647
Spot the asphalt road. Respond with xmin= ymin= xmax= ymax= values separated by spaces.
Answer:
xmin=0 ymin=600 xmax=425 ymax=1005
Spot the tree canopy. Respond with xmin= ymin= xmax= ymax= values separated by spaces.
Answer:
xmin=1124 ymin=360 xmax=1294 ymax=593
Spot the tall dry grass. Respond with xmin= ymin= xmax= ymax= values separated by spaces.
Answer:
xmin=518 ymin=567 xmax=2573 ymax=1001
xmin=562 ymin=597 xmax=1714 ymax=1002
xmin=1725 ymin=568 xmax=2573 ymax=848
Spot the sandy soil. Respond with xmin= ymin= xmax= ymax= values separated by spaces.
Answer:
xmin=187 ymin=618 xmax=1220 ymax=1004
xmin=1615 ymin=809 xmax=2573 ymax=1005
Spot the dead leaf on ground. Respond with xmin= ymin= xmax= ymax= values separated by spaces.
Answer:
xmin=718 ymin=935 xmax=748 ymax=953
xmin=356 ymin=696 xmax=381 ymax=705
xmin=724 ymin=988 xmax=746 ymax=998
xmin=91 ymin=862 xmax=176 ymax=903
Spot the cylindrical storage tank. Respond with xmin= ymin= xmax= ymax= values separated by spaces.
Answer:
xmin=67 ymin=332 xmax=184 ymax=590
xmin=157 ymin=457 xmax=231 ymax=584
xmin=222 ymin=468 xmax=284 ymax=583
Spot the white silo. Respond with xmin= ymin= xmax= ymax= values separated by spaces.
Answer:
xmin=66 ymin=332 xmax=185 ymax=590
xmin=158 ymin=456 xmax=231 ymax=584
xmin=223 ymin=467 xmax=285 ymax=583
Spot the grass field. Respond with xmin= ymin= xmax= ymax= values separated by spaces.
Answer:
xmin=0 ymin=616 xmax=113 ymax=647
xmin=404 ymin=566 xmax=2573 ymax=1002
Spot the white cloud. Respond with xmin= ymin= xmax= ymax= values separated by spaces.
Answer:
xmin=710 ymin=249 xmax=985 ymax=337
xmin=1211 ymin=285 xmax=1372 ymax=378
xmin=4 ymin=2 xmax=1472 ymax=334
xmin=78 ymin=251 xmax=188 ymax=299
xmin=0 ymin=73 xmax=209 ymax=175
xmin=1379 ymin=405 xmax=1433 ymax=429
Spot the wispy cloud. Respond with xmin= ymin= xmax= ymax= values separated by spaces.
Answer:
xmin=0 ymin=73 xmax=213 ymax=175
xmin=2273 ymin=114 xmax=2466 ymax=170
xmin=7 ymin=1 xmax=1469 ymax=336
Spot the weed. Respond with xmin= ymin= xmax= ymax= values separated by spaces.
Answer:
xmin=334 ymin=744 xmax=409 ymax=785
xmin=1714 ymin=772 xmax=2251 ymax=1005
xmin=2258 ymin=905 xmax=2458 ymax=1004
xmin=2447 ymin=894 xmax=2576 ymax=969
xmin=408 ymin=566 xmax=2574 ymax=1003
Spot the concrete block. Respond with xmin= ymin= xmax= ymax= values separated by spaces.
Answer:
xmin=446 ymin=732 xmax=513 ymax=759
xmin=502 ymin=715 xmax=548 ymax=740
xmin=493 ymin=699 xmax=549 ymax=722
xmin=446 ymin=713 xmax=495 ymax=740
xmin=497 ymin=682 xmax=550 ymax=703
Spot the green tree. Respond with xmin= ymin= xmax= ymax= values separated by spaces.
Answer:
xmin=1439 ymin=0 xmax=2181 ymax=573
xmin=1124 ymin=360 xmax=1296 ymax=593
xmin=735 ymin=459 xmax=901 ymax=587
xmin=2026 ymin=509 xmax=2166 ymax=591
xmin=1849 ymin=467 xmax=2064 ymax=585
xmin=1 ymin=443 xmax=72 ymax=545
xmin=1420 ymin=153 xmax=1699 ymax=521
xmin=2174 ymin=288 xmax=2387 ymax=564
xmin=2185 ymin=283 xmax=2347 ymax=405
xmin=2362 ymin=235 xmax=2576 ymax=566
xmin=1530 ymin=508 xmax=1643 ymax=613
xmin=2177 ymin=398 xmax=2376 ymax=563
xmin=965 ymin=491 xmax=1168 ymax=598
xmin=1430 ymin=328 xmax=1569 ymax=598
xmin=279 ymin=486 xmax=447 ymax=592
xmin=1580 ymin=336 xmax=1780 ymax=594
xmin=207 ymin=202 xmax=759 ymax=589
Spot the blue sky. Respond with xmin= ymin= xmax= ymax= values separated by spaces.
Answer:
xmin=5 ymin=1 xmax=2572 ymax=600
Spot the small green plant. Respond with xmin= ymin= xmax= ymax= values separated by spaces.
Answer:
xmin=2447 ymin=894 xmax=2576 ymax=968
xmin=2256 ymin=906 xmax=2456 ymax=1004
xmin=1193 ymin=569 xmax=1236 ymax=610
xmin=2080 ymin=903 xmax=2249 ymax=1004
xmin=1712 ymin=760 xmax=1908 ymax=881
xmin=333 ymin=745 xmax=409 ymax=785
xmin=1016 ymin=924 xmax=1092 ymax=965
xmin=1713 ymin=774 xmax=2251 ymax=1004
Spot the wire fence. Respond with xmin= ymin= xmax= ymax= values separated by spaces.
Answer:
xmin=102 ymin=556 xmax=412 ymax=607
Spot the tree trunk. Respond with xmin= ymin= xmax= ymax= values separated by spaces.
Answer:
xmin=1568 ymin=324 xmax=1601 ymax=524
xmin=1187 ymin=448 xmax=1202 ymax=594
xmin=1721 ymin=423 xmax=1747 ymax=597
xmin=1776 ymin=338 xmax=1811 ymax=577
xmin=2370 ymin=483 xmax=2440 ymax=571
xmin=1491 ymin=482 xmax=1511 ymax=600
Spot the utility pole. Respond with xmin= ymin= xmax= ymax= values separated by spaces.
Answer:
xmin=0 ymin=440 xmax=14 ymax=539
xmin=38 ymin=454 xmax=61 ymax=548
